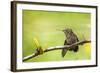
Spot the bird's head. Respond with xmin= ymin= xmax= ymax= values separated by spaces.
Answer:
xmin=62 ymin=28 xmax=73 ymax=34
xmin=56 ymin=28 xmax=73 ymax=34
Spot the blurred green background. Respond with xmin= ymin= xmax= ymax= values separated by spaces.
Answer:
xmin=22 ymin=10 xmax=91 ymax=62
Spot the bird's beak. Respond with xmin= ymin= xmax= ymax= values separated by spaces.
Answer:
xmin=56 ymin=29 xmax=63 ymax=31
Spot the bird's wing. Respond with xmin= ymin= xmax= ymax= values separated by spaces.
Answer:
xmin=73 ymin=33 xmax=79 ymax=42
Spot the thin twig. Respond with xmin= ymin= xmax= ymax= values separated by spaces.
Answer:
xmin=23 ymin=40 xmax=91 ymax=62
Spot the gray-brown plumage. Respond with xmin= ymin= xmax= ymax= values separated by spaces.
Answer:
xmin=62 ymin=28 xmax=79 ymax=57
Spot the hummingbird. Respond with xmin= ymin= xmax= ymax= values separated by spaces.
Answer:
xmin=62 ymin=28 xmax=79 ymax=57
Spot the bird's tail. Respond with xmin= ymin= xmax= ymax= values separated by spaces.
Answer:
xmin=62 ymin=48 xmax=67 ymax=57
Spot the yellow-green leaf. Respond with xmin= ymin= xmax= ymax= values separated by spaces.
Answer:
xmin=33 ymin=37 xmax=44 ymax=54
xmin=33 ymin=37 xmax=41 ymax=50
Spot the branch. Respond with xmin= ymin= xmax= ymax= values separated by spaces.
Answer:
xmin=23 ymin=40 xmax=91 ymax=62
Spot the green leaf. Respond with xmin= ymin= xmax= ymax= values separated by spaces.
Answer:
xmin=33 ymin=37 xmax=44 ymax=54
